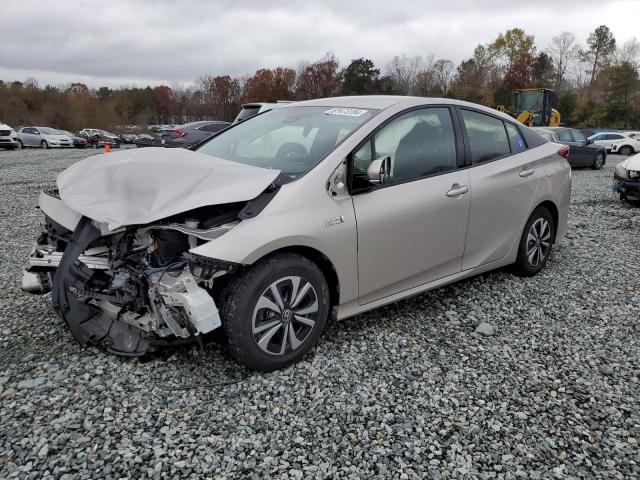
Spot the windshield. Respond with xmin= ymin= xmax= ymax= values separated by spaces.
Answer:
xmin=99 ymin=129 xmax=113 ymax=136
xmin=515 ymin=91 xmax=543 ymax=113
xmin=39 ymin=127 xmax=59 ymax=135
xmin=197 ymin=106 xmax=377 ymax=183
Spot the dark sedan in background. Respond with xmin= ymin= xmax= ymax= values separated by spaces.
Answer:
xmin=161 ymin=120 xmax=230 ymax=148
xmin=56 ymin=130 xmax=87 ymax=149
xmin=534 ymin=127 xmax=606 ymax=169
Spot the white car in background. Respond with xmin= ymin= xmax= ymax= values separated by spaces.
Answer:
xmin=17 ymin=127 xmax=73 ymax=149
xmin=0 ymin=121 xmax=20 ymax=150
xmin=588 ymin=132 xmax=640 ymax=156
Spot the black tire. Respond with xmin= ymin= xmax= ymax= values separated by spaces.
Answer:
xmin=220 ymin=253 xmax=330 ymax=371
xmin=40 ymin=140 xmax=48 ymax=149
xmin=514 ymin=207 xmax=555 ymax=277
xmin=16 ymin=140 xmax=23 ymax=149
xmin=591 ymin=152 xmax=605 ymax=170
xmin=619 ymin=145 xmax=634 ymax=156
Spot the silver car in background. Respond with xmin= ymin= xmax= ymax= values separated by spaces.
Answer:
xmin=22 ymin=96 xmax=570 ymax=370
xmin=17 ymin=127 xmax=74 ymax=149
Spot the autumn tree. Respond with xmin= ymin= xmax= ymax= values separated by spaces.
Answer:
xmin=153 ymin=85 xmax=173 ymax=122
xmin=295 ymin=53 xmax=342 ymax=100
xmin=243 ymin=67 xmax=296 ymax=103
xmin=488 ymin=28 xmax=535 ymax=72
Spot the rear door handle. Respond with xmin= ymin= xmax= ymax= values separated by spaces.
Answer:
xmin=446 ymin=185 xmax=470 ymax=197
xmin=519 ymin=168 xmax=535 ymax=178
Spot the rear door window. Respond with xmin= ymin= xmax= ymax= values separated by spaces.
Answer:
xmin=460 ymin=110 xmax=510 ymax=164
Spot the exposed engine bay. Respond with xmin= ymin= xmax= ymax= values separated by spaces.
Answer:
xmin=23 ymin=189 xmax=275 ymax=356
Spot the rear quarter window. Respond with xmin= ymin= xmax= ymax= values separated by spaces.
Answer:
xmin=518 ymin=125 xmax=547 ymax=148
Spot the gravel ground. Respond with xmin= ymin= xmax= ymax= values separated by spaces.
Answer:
xmin=0 ymin=147 xmax=639 ymax=479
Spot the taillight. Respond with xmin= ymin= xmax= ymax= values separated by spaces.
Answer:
xmin=558 ymin=145 xmax=569 ymax=159
xmin=172 ymin=128 xmax=187 ymax=138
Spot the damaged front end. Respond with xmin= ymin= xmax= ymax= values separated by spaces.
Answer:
xmin=613 ymin=157 xmax=640 ymax=201
xmin=22 ymin=191 xmax=258 ymax=356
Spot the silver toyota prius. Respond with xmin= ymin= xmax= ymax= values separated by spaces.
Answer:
xmin=22 ymin=96 xmax=571 ymax=370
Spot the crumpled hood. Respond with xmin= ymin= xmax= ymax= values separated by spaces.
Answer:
xmin=57 ymin=147 xmax=280 ymax=230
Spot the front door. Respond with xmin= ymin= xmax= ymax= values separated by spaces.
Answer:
xmin=351 ymin=107 xmax=471 ymax=305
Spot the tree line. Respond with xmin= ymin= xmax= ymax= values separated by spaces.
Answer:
xmin=0 ymin=25 xmax=638 ymax=131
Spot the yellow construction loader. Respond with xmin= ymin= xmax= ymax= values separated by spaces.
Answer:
xmin=497 ymin=88 xmax=561 ymax=127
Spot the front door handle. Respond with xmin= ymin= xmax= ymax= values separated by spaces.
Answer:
xmin=446 ymin=184 xmax=470 ymax=197
xmin=519 ymin=168 xmax=535 ymax=178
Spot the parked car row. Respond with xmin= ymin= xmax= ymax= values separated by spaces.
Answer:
xmin=134 ymin=121 xmax=230 ymax=148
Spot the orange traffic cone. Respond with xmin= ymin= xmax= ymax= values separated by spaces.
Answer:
xmin=104 ymin=144 xmax=111 ymax=153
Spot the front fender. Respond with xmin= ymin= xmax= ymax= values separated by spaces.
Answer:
xmin=190 ymin=194 xmax=359 ymax=304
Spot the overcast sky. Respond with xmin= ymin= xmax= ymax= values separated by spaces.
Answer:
xmin=1 ymin=0 xmax=639 ymax=89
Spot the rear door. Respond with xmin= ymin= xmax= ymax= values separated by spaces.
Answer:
xmin=460 ymin=109 xmax=540 ymax=270
xmin=351 ymin=106 xmax=470 ymax=304
xmin=24 ymin=128 xmax=38 ymax=146
xmin=569 ymin=130 xmax=593 ymax=166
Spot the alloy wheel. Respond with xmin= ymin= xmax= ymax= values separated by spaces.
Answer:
xmin=526 ymin=218 xmax=551 ymax=267
xmin=620 ymin=146 xmax=633 ymax=156
xmin=252 ymin=276 xmax=318 ymax=356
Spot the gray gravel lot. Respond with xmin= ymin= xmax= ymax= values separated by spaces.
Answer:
xmin=0 ymin=147 xmax=639 ymax=479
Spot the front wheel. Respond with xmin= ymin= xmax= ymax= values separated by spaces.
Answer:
xmin=220 ymin=253 xmax=330 ymax=371
xmin=513 ymin=207 xmax=555 ymax=277
xmin=619 ymin=145 xmax=634 ymax=156
xmin=591 ymin=152 xmax=605 ymax=170
xmin=16 ymin=140 xmax=23 ymax=149
xmin=40 ymin=140 xmax=48 ymax=149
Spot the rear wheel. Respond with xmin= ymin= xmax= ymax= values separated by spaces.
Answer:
xmin=514 ymin=207 xmax=555 ymax=277
xmin=40 ymin=140 xmax=48 ymax=149
xmin=591 ymin=152 xmax=605 ymax=170
xmin=220 ymin=253 xmax=330 ymax=371
xmin=619 ymin=145 xmax=634 ymax=156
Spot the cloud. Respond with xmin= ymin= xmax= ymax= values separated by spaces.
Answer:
xmin=0 ymin=0 xmax=638 ymax=88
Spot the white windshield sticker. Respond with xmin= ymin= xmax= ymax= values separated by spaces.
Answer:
xmin=324 ymin=108 xmax=368 ymax=117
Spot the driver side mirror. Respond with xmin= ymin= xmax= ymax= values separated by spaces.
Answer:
xmin=586 ymin=138 xmax=594 ymax=145
xmin=367 ymin=156 xmax=391 ymax=184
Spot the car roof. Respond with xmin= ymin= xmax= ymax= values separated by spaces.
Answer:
xmin=283 ymin=95 xmax=520 ymax=122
